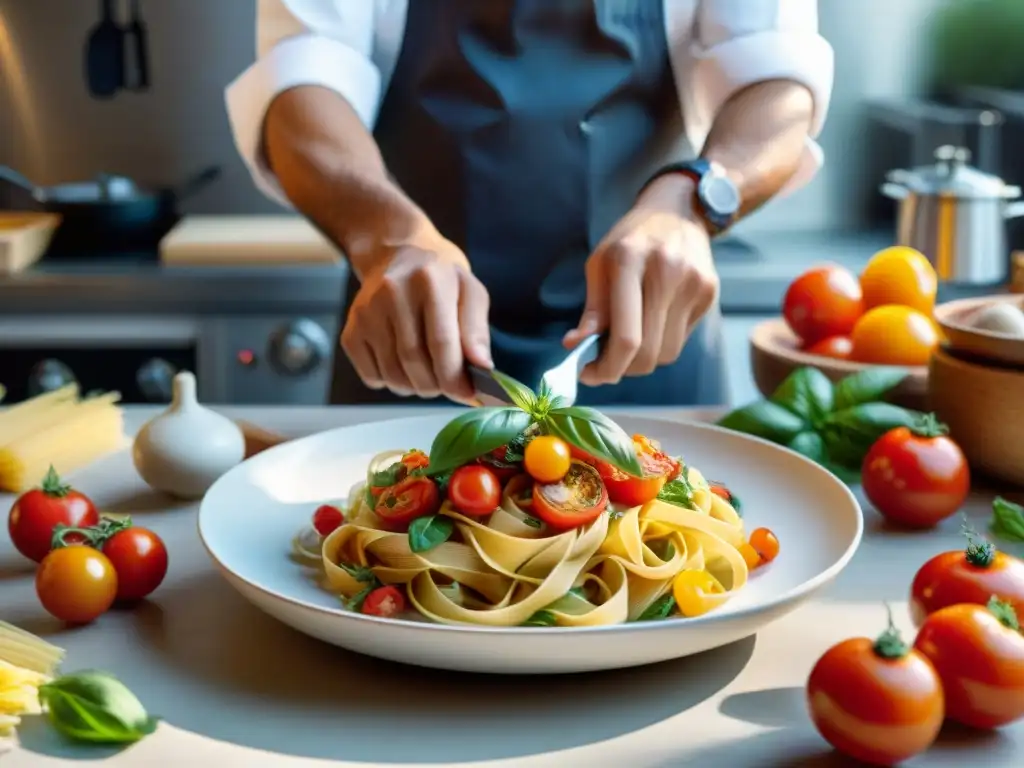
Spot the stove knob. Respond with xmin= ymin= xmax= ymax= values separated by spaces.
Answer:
xmin=28 ymin=359 xmax=77 ymax=396
xmin=268 ymin=319 xmax=330 ymax=376
xmin=137 ymin=358 xmax=178 ymax=402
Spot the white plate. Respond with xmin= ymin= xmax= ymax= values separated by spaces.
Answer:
xmin=199 ymin=414 xmax=863 ymax=674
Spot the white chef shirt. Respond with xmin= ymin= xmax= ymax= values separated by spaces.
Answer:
xmin=226 ymin=0 xmax=834 ymax=208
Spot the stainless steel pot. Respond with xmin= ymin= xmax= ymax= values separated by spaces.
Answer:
xmin=881 ymin=145 xmax=1024 ymax=285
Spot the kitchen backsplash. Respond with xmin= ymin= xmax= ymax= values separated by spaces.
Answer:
xmin=0 ymin=0 xmax=947 ymax=233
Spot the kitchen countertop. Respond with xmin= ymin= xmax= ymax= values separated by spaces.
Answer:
xmin=2 ymin=406 xmax=1022 ymax=768
xmin=0 ymin=230 xmax=1003 ymax=316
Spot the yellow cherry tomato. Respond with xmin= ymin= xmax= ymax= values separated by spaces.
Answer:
xmin=851 ymin=305 xmax=939 ymax=366
xmin=860 ymin=246 xmax=937 ymax=314
xmin=749 ymin=527 xmax=780 ymax=564
xmin=523 ymin=436 xmax=572 ymax=483
xmin=672 ymin=569 xmax=724 ymax=618
xmin=739 ymin=542 xmax=762 ymax=570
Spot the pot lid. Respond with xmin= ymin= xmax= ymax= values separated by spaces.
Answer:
xmin=887 ymin=145 xmax=1021 ymax=199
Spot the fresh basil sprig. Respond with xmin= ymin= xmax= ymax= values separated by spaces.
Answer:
xmin=408 ymin=514 xmax=454 ymax=553
xmin=427 ymin=408 xmax=533 ymax=475
xmin=38 ymin=671 xmax=157 ymax=745
xmin=718 ymin=367 xmax=923 ymax=485
xmin=990 ymin=497 xmax=1024 ymax=543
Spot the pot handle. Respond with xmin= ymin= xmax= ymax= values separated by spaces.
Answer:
xmin=1004 ymin=201 xmax=1024 ymax=219
xmin=880 ymin=182 xmax=908 ymax=200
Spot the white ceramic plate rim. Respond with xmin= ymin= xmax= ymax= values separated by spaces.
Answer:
xmin=198 ymin=413 xmax=863 ymax=637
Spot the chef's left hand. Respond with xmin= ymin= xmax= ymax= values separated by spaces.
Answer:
xmin=564 ymin=178 xmax=720 ymax=385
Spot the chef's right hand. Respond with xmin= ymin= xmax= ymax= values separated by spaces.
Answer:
xmin=341 ymin=233 xmax=492 ymax=403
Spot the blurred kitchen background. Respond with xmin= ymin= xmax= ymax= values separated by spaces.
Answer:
xmin=0 ymin=0 xmax=1021 ymax=407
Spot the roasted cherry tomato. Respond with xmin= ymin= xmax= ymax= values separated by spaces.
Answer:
xmin=523 ymin=436 xmax=572 ymax=484
xmin=36 ymin=545 xmax=118 ymax=624
xmin=532 ymin=460 xmax=609 ymax=530
xmin=782 ymin=265 xmax=864 ymax=345
xmin=596 ymin=435 xmax=681 ymax=507
xmin=748 ymin=527 xmax=780 ymax=564
xmin=803 ymin=335 xmax=853 ymax=360
xmin=914 ymin=599 xmax=1024 ymax=729
xmin=909 ymin=530 xmax=1024 ymax=627
xmin=101 ymin=526 xmax=169 ymax=602
xmin=8 ymin=466 xmax=99 ymax=563
xmin=477 ymin=446 xmax=520 ymax=483
xmin=862 ymin=415 xmax=970 ymax=528
xmin=361 ymin=585 xmax=407 ymax=618
xmin=860 ymin=246 xmax=937 ymax=315
xmin=806 ymin=610 xmax=944 ymax=766
xmin=373 ymin=476 xmax=440 ymax=532
xmin=672 ymin=570 xmax=723 ymax=618
xmin=312 ymin=504 xmax=345 ymax=537
xmin=400 ymin=450 xmax=430 ymax=471
xmin=448 ymin=465 xmax=502 ymax=517
xmin=850 ymin=304 xmax=939 ymax=366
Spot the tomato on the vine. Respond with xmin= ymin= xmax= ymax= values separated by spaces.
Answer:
xmin=523 ymin=436 xmax=572 ymax=484
xmin=8 ymin=466 xmax=98 ymax=563
xmin=448 ymin=465 xmax=501 ymax=517
xmin=595 ymin=435 xmax=680 ymax=507
xmin=36 ymin=546 xmax=118 ymax=624
xmin=532 ymin=460 xmax=609 ymax=530
xmin=361 ymin=585 xmax=406 ymax=618
xmin=782 ymin=265 xmax=864 ymax=345
xmin=102 ymin=527 xmax=169 ymax=602
xmin=914 ymin=599 xmax=1024 ymax=729
xmin=373 ymin=476 xmax=440 ymax=531
xmin=806 ymin=609 xmax=944 ymax=766
xmin=909 ymin=529 xmax=1024 ymax=627
xmin=861 ymin=414 xmax=970 ymax=528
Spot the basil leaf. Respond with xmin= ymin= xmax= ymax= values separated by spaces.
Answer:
xmin=523 ymin=516 xmax=542 ymax=528
xmin=569 ymin=586 xmax=587 ymax=599
xmin=39 ymin=671 xmax=157 ymax=744
xmin=339 ymin=562 xmax=375 ymax=582
xmin=825 ymin=403 xmax=921 ymax=459
xmin=771 ymin=367 xmax=834 ymax=423
xmin=368 ymin=462 xmax=403 ymax=488
xmin=991 ymin=497 xmax=1024 ymax=543
xmin=544 ymin=406 xmax=643 ymax=476
xmin=428 ymin=407 xmax=533 ymax=474
xmin=408 ymin=515 xmax=454 ymax=553
xmin=717 ymin=401 xmax=806 ymax=444
xmin=657 ymin=477 xmax=695 ymax=509
xmin=490 ymin=370 xmax=536 ymax=412
xmin=788 ymin=431 xmax=827 ymax=464
xmin=636 ymin=595 xmax=676 ymax=622
xmin=832 ymin=367 xmax=908 ymax=411
xmin=522 ymin=610 xmax=557 ymax=627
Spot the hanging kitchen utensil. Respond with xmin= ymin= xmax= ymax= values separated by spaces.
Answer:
xmin=84 ymin=0 xmax=125 ymax=99
xmin=881 ymin=145 xmax=1024 ymax=285
xmin=122 ymin=0 xmax=150 ymax=91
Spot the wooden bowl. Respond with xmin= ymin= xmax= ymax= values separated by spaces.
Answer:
xmin=930 ymin=346 xmax=1024 ymax=486
xmin=750 ymin=318 xmax=929 ymax=410
xmin=934 ymin=294 xmax=1024 ymax=368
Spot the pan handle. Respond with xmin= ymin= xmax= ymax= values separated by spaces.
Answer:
xmin=172 ymin=166 xmax=221 ymax=203
xmin=0 ymin=166 xmax=43 ymax=209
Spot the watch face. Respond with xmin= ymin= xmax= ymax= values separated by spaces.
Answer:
xmin=700 ymin=174 xmax=741 ymax=217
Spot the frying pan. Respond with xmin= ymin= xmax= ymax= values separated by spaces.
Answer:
xmin=0 ymin=166 xmax=220 ymax=252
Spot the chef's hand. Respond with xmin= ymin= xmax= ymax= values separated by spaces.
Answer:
xmin=341 ymin=231 xmax=492 ymax=403
xmin=564 ymin=178 xmax=719 ymax=386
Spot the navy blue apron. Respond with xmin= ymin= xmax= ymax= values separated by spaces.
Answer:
xmin=330 ymin=0 xmax=726 ymax=406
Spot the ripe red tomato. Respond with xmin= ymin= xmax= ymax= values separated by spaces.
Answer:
xmin=101 ymin=527 xmax=169 ymax=602
xmin=595 ymin=435 xmax=680 ymax=507
xmin=914 ymin=600 xmax=1024 ymax=729
xmin=361 ymin=585 xmax=406 ymax=618
xmin=448 ymin=465 xmax=501 ymax=517
xmin=806 ymin=613 xmax=944 ymax=765
xmin=312 ymin=504 xmax=345 ymax=537
xmin=910 ymin=536 xmax=1024 ymax=627
xmin=373 ymin=476 xmax=440 ymax=532
xmin=861 ymin=416 xmax=970 ymax=528
xmin=532 ymin=460 xmax=609 ymax=530
xmin=36 ymin=546 xmax=118 ymax=624
xmin=803 ymin=335 xmax=853 ymax=360
xmin=8 ymin=467 xmax=98 ymax=563
xmin=782 ymin=266 xmax=865 ymax=345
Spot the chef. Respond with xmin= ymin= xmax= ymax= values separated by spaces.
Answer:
xmin=226 ymin=0 xmax=833 ymax=405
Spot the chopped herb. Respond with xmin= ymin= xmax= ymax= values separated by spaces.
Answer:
xmin=504 ymin=429 xmax=530 ymax=463
xmin=609 ymin=507 xmax=625 ymax=520
xmin=636 ymin=595 xmax=676 ymax=621
xmin=523 ymin=516 xmax=542 ymax=528
xmin=568 ymin=586 xmax=587 ymax=600
xmin=522 ymin=610 xmax=558 ymax=627
xmin=432 ymin=469 xmax=453 ymax=495
xmin=408 ymin=514 xmax=454 ymax=553
xmin=369 ymin=462 xmax=405 ymax=489
xmin=339 ymin=562 xmax=376 ymax=582
xmin=657 ymin=475 xmax=695 ymax=509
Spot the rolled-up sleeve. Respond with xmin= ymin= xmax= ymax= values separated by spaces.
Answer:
xmin=676 ymin=0 xmax=834 ymax=194
xmin=225 ymin=0 xmax=380 ymax=205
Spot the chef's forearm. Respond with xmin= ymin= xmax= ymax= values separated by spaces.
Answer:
xmin=262 ymin=85 xmax=433 ymax=278
xmin=701 ymin=79 xmax=815 ymax=217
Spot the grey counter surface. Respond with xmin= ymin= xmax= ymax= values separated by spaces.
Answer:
xmin=0 ymin=230 xmax=1002 ymax=316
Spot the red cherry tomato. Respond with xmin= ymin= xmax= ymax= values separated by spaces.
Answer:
xmin=7 ymin=467 xmax=99 ymax=563
xmin=101 ymin=527 xmax=169 ymax=602
xmin=782 ymin=266 xmax=865 ymax=345
xmin=477 ymin=445 xmax=521 ymax=483
xmin=803 ymin=335 xmax=853 ymax=360
xmin=806 ymin=611 xmax=944 ymax=765
xmin=312 ymin=504 xmax=345 ymax=537
xmin=914 ymin=600 xmax=1024 ymax=729
xmin=36 ymin=546 xmax=118 ymax=624
xmin=448 ymin=465 xmax=502 ymax=517
xmin=361 ymin=585 xmax=406 ymax=618
xmin=910 ymin=533 xmax=1024 ymax=627
xmin=532 ymin=460 xmax=609 ymax=530
xmin=595 ymin=435 xmax=681 ymax=507
xmin=861 ymin=415 xmax=970 ymax=528
xmin=373 ymin=476 xmax=440 ymax=532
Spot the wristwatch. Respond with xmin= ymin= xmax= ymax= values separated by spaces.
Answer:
xmin=642 ymin=158 xmax=741 ymax=235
